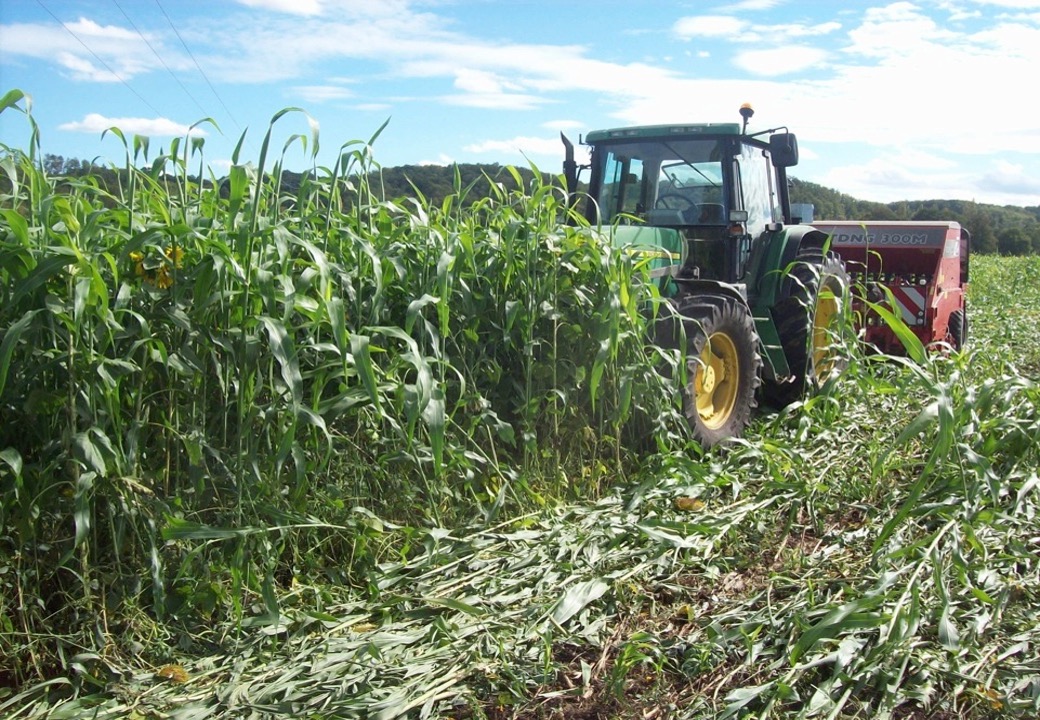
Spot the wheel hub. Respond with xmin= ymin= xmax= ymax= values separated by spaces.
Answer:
xmin=694 ymin=332 xmax=738 ymax=429
xmin=698 ymin=365 xmax=717 ymax=393
xmin=812 ymin=281 xmax=843 ymax=377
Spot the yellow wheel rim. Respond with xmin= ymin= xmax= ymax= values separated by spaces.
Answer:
xmin=812 ymin=280 xmax=842 ymax=376
xmin=694 ymin=331 xmax=739 ymax=429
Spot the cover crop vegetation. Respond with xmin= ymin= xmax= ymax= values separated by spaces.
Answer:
xmin=1 ymin=89 xmax=1038 ymax=718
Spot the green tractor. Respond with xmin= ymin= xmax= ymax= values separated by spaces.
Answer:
xmin=562 ymin=105 xmax=849 ymax=447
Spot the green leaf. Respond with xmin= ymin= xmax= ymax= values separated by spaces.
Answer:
xmin=162 ymin=517 xmax=256 ymax=541
xmin=228 ymin=163 xmax=248 ymax=219
xmin=588 ymin=339 xmax=610 ymax=410
xmin=0 ymin=208 xmax=30 ymax=246
xmin=261 ymin=316 xmax=302 ymax=403
xmin=231 ymin=127 xmax=248 ymax=164
xmin=423 ymin=388 xmax=446 ymax=476
xmin=938 ymin=605 xmax=960 ymax=651
xmin=790 ymin=594 xmax=886 ymax=663
xmin=133 ymin=134 xmax=150 ymax=163
xmin=72 ymin=471 xmax=96 ymax=549
xmin=12 ymin=248 xmax=78 ymax=305
xmin=0 ymin=448 xmax=22 ymax=477
xmin=326 ymin=296 xmax=347 ymax=350
xmin=721 ymin=682 xmax=776 ymax=719
xmin=423 ymin=595 xmax=485 ymax=617
xmin=551 ymin=578 xmax=609 ymax=626
xmin=0 ymin=88 xmax=28 ymax=114
xmin=405 ymin=294 xmax=440 ymax=335
xmin=72 ymin=431 xmax=106 ymax=476
xmin=0 ymin=309 xmax=40 ymax=399
xmin=350 ymin=334 xmax=382 ymax=412
xmin=867 ymin=293 xmax=926 ymax=363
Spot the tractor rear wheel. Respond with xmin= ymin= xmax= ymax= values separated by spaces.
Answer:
xmin=762 ymin=252 xmax=850 ymax=408
xmin=659 ymin=295 xmax=762 ymax=447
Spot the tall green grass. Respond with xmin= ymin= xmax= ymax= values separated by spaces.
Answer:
xmin=0 ymin=89 xmax=682 ymax=689
xmin=2 ymin=88 xmax=1038 ymax=719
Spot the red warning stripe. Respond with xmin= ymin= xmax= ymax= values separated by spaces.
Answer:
xmin=888 ymin=285 xmax=926 ymax=325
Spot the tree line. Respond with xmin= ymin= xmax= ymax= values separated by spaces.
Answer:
xmin=38 ymin=153 xmax=1040 ymax=255
xmin=788 ymin=178 xmax=1040 ymax=255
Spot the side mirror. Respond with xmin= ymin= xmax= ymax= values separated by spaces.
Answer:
xmin=769 ymin=132 xmax=799 ymax=168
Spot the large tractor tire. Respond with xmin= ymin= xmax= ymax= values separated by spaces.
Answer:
xmin=658 ymin=294 xmax=762 ymax=447
xmin=762 ymin=251 xmax=850 ymax=408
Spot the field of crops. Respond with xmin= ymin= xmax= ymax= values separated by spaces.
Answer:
xmin=2 ymin=91 xmax=1039 ymax=718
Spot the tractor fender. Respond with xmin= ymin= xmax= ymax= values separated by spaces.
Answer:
xmin=781 ymin=224 xmax=832 ymax=262
xmin=751 ymin=224 xmax=832 ymax=310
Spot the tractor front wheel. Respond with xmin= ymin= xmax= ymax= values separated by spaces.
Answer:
xmin=659 ymin=295 xmax=762 ymax=447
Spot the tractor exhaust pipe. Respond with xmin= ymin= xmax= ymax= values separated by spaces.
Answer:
xmin=561 ymin=132 xmax=579 ymax=215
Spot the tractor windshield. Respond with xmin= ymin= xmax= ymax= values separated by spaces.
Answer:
xmin=593 ymin=139 xmax=728 ymax=226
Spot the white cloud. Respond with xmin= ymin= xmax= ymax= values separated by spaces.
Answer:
xmin=733 ymin=47 xmax=828 ymax=76
xmin=55 ymin=51 xmax=121 ymax=83
xmin=674 ymin=16 xmax=747 ymax=38
xmin=814 ymin=151 xmax=1040 ymax=204
xmin=818 ymin=157 xmax=953 ymax=202
xmin=542 ymin=119 xmax=584 ymax=131
xmin=172 ymin=2 xmax=1040 ymax=204
xmin=729 ymin=0 xmax=783 ymax=9
xmin=674 ymin=15 xmax=840 ymax=46
xmin=769 ymin=22 xmax=843 ymax=38
xmin=442 ymin=92 xmax=545 ymax=110
xmin=798 ymin=145 xmax=820 ymax=162
xmin=419 ymin=154 xmax=454 ymax=166
xmin=964 ymin=0 xmax=1040 ymax=7
xmin=295 ymin=85 xmax=353 ymax=102
xmin=235 ymin=0 xmax=323 ymax=15
xmin=63 ymin=17 xmax=137 ymax=41
xmin=453 ymin=68 xmax=515 ymax=94
xmin=464 ymin=135 xmax=564 ymax=157
xmin=979 ymin=160 xmax=1040 ymax=194
xmin=59 ymin=113 xmax=205 ymax=137
xmin=8 ymin=0 xmax=1038 ymax=205
xmin=846 ymin=4 xmax=956 ymax=59
xmin=0 ymin=17 xmax=178 ymax=82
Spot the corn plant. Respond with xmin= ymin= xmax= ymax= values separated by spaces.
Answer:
xmin=0 ymin=89 xmax=681 ymax=691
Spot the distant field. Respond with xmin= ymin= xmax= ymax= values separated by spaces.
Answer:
xmin=1 ymin=95 xmax=1038 ymax=718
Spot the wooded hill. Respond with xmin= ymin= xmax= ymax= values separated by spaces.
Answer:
xmin=39 ymin=154 xmax=1040 ymax=254
xmin=788 ymin=178 xmax=1040 ymax=255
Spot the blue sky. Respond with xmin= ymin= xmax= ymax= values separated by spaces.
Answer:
xmin=2 ymin=0 xmax=1039 ymax=206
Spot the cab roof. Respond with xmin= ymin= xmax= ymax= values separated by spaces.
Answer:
xmin=584 ymin=122 xmax=742 ymax=143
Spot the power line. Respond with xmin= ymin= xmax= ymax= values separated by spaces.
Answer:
xmin=111 ymin=0 xmax=211 ymax=120
xmin=35 ymin=0 xmax=164 ymax=117
xmin=152 ymin=0 xmax=242 ymax=133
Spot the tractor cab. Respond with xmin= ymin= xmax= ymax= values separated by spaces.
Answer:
xmin=563 ymin=108 xmax=801 ymax=291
